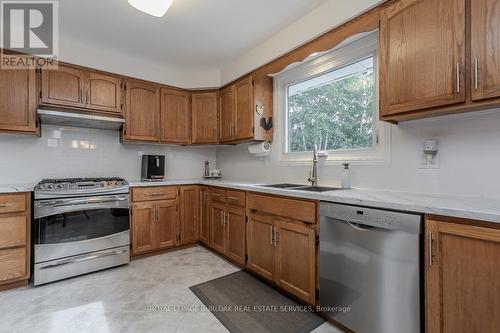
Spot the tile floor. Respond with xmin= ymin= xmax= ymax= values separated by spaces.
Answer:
xmin=0 ymin=246 xmax=342 ymax=333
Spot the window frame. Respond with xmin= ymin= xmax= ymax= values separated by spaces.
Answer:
xmin=274 ymin=31 xmax=391 ymax=165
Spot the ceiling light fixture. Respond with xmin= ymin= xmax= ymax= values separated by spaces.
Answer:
xmin=128 ymin=0 xmax=174 ymax=17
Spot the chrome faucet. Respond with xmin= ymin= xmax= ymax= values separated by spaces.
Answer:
xmin=308 ymin=145 xmax=319 ymax=186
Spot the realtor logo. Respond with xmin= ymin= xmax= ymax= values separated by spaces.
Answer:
xmin=1 ymin=1 xmax=58 ymax=69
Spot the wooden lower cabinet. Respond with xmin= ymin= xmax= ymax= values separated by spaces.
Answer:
xmin=131 ymin=201 xmax=156 ymax=254
xmin=247 ymin=211 xmax=316 ymax=304
xmin=179 ymin=186 xmax=199 ymax=245
xmin=199 ymin=187 xmax=210 ymax=245
xmin=247 ymin=212 xmax=275 ymax=281
xmin=426 ymin=218 xmax=500 ymax=333
xmin=0 ymin=193 xmax=30 ymax=289
xmin=156 ymin=199 xmax=178 ymax=249
xmin=210 ymin=202 xmax=226 ymax=253
xmin=225 ymin=205 xmax=246 ymax=265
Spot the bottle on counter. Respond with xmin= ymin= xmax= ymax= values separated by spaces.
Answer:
xmin=341 ymin=163 xmax=351 ymax=189
xmin=204 ymin=161 xmax=210 ymax=177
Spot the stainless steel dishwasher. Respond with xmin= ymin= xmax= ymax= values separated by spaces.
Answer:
xmin=319 ymin=202 xmax=423 ymax=333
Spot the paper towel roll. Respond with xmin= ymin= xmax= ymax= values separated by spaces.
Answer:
xmin=248 ymin=141 xmax=271 ymax=156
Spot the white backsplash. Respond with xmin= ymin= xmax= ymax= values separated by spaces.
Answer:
xmin=216 ymin=109 xmax=500 ymax=199
xmin=0 ymin=125 xmax=216 ymax=184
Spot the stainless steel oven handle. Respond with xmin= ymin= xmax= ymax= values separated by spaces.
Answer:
xmin=40 ymin=197 xmax=128 ymax=207
xmin=39 ymin=249 xmax=128 ymax=270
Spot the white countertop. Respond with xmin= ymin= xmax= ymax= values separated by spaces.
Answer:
xmin=0 ymin=183 xmax=36 ymax=193
xmin=1 ymin=179 xmax=498 ymax=224
xmin=129 ymin=179 xmax=500 ymax=224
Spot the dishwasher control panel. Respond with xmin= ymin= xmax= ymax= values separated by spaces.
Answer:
xmin=320 ymin=202 xmax=422 ymax=234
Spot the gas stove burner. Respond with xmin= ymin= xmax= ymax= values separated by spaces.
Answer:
xmin=35 ymin=177 xmax=129 ymax=199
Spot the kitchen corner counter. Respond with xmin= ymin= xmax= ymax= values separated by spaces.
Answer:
xmin=0 ymin=183 xmax=35 ymax=194
xmin=129 ymin=179 xmax=500 ymax=224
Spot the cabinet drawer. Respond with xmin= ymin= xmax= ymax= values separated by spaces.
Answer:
xmin=0 ymin=194 xmax=27 ymax=214
xmin=210 ymin=187 xmax=226 ymax=203
xmin=226 ymin=190 xmax=246 ymax=207
xmin=132 ymin=186 xmax=177 ymax=202
xmin=0 ymin=215 xmax=27 ymax=249
xmin=0 ymin=247 xmax=26 ymax=283
xmin=248 ymin=193 xmax=317 ymax=224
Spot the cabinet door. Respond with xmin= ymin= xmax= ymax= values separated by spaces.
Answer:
xmin=124 ymin=80 xmax=160 ymax=142
xmin=234 ymin=76 xmax=254 ymax=140
xmin=41 ymin=65 xmax=86 ymax=108
xmin=156 ymin=199 xmax=178 ymax=249
xmin=219 ymin=86 xmax=234 ymax=142
xmin=379 ymin=0 xmax=466 ymax=116
xmin=247 ymin=212 xmax=275 ymax=281
xmin=426 ymin=220 xmax=500 ymax=333
xmin=131 ymin=201 xmax=156 ymax=254
xmin=191 ymin=92 xmax=218 ymax=144
xmin=210 ymin=202 xmax=225 ymax=253
xmin=180 ymin=186 xmax=199 ymax=244
xmin=471 ymin=0 xmax=500 ymax=101
xmin=199 ymin=187 xmax=211 ymax=245
xmin=160 ymin=88 xmax=191 ymax=144
xmin=225 ymin=205 xmax=246 ymax=265
xmin=0 ymin=68 xmax=37 ymax=133
xmin=87 ymin=72 xmax=122 ymax=113
xmin=275 ymin=220 xmax=316 ymax=304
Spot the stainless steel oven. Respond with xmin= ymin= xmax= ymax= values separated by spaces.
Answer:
xmin=33 ymin=178 xmax=130 ymax=286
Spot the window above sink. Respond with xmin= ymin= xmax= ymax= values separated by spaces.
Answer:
xmin=273 ymin=31 xmax=391 ymax=166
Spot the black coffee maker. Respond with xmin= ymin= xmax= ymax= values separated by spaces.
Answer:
xmin=141 ymin=155 xmax=165 ymax=181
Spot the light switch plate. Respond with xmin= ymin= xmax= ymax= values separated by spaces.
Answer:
xmin=418 ymin=152 xmax=440 ymax=169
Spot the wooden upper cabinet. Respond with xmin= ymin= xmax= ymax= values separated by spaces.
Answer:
xmin=219 ymin=86 xmax=235 ymax=142
xmin=160 ymin=88 xmax=191 ymax=144
xmin=124 ymin=80 xmax=160 ymax=142
xmin=275 ymin=220 xmax=316 ymax=304
xmin=191 ymin=92 xmax=219 ymax=144
xmin=86 ymin=72 xmax=122 ymax=113
xmin=180 ymin=186 xmax=199 ymax=245
xmin=380 ymin=0 xmax=466 ymax=116
xmin=0 ymin=68 xmax=37 ymax=133
xmin=41 ymin=65 xmax=86 ymax=108
xmin=471 ymin=0 xmax=500 ymax=101
xmin=156 ymin=199 xmax=178 ymax=249
xmin=426 ymin=219 xmax=500 ymax=333
xmin=234 ymin=76 xmax=254 ymax=140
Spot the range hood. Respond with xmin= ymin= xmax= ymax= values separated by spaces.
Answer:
xmin=37 ymin=109 xmax=125 ymax=130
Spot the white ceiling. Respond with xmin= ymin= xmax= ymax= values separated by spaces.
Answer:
xmin=59 ymin=0 xmax=328 ymax=71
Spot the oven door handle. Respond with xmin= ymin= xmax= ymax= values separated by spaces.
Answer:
xmin=39 ymin=249 xmax=128 ymax=270
xmin=50 ymin=197 xmax=128 ymax=207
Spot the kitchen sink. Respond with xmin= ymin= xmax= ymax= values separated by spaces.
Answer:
xmin=293 ymin=186 xmax=342 ymax=192
xmin=258 ymin=184 xmax=342 ymax=192
xmin=258 ymin=183 xmax=305 ymax=189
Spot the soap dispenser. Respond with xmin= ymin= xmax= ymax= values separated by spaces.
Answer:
xmin=341 ymin=163 xmax=351 ymax=189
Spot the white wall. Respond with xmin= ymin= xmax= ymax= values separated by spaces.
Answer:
xmin=216 ymin=109 xmax=500 ymax=199
xmin=58 ymin=35 xmax=221 ymax=89
xmin=0 ymin=125 xmax=216 ymax=184
xmin=220 ymin=0 xmax=383 ymax=84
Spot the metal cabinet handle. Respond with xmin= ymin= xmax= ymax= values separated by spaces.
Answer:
xmin=0 ymin=203 xmax=12 ymax=208
xmin=274 ymin=228 xmax=278 ymax=246
xmin=220 ymin=211 xmax=224 ymax=226
xmin=227 ymin=196 xmax=239 ymax=201
xmin=270 ymin=225 xmax=273 ymax=245
xmin=428 ymin=231 xmax=433 ymax=267
xmin=212 ymin=193 xmax=221 ymax=197
xmin=147 ymin=192 xmax=164 ymax=196
xmin=456 ymin=62 xmax=460 ymax=94
xmin=156 ymin=208 xmax=159 ymax=222
xmin=474 ymin=58 xmax=479 ymax=90
xmin=40 ymin=249 xmax=127 ymax=269
xmin=225 ymin=212 xmax=229 ymax=225
xmin=80 ymin=88 xmax=83 ymax=103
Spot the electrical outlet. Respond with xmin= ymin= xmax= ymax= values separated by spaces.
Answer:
xmin=418 ymin=151 xmax=440 ymax=169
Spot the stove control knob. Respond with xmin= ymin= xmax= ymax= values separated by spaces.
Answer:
xmin=38 ymin=185 xmax=45 ymax=190
xmin=107 ymin=181 xmax=113 ymax=186
xmin=121 ymin=181 xmax=127 ymax=185
xmin=48 ymin=184 xmax=54 ymax=189
xmin=58 ymin=184 xmax=64 ymax=189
